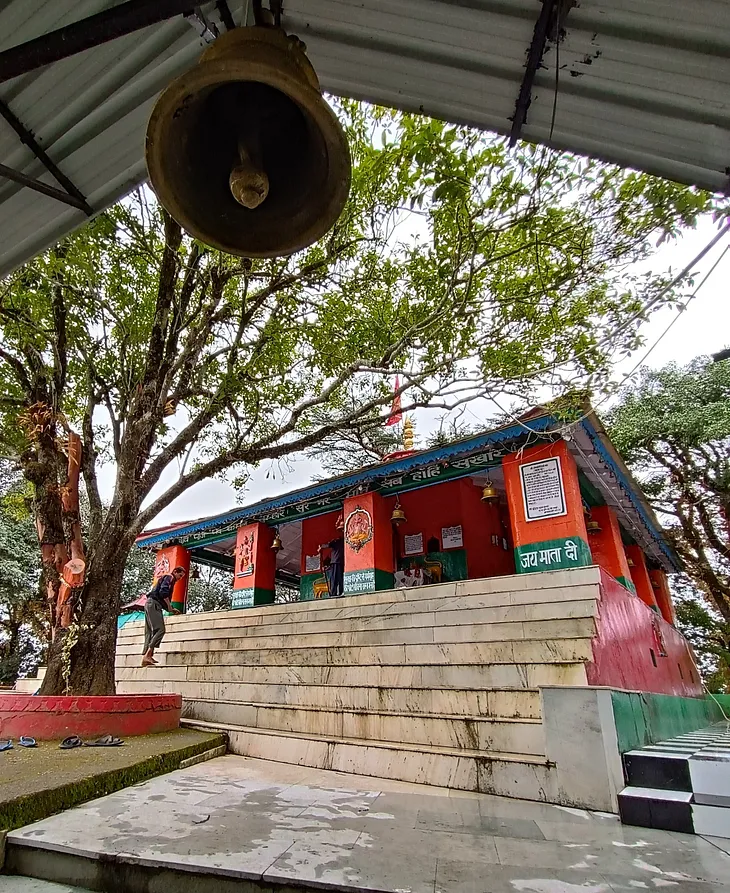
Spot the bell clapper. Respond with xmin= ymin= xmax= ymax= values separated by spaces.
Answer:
xmin=229 ymin=111 xmax=269 ymax=209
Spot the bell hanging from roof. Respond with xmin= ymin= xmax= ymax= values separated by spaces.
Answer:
xmin=390 ymin=499 xmax=407 ymax=525
xmin=481 ymin=480 xmax=499 ymax=503
xmin=145 ymin=24 xmax=351 ymax=257
xmin=271 ymin=530 xmax=283 ymax=552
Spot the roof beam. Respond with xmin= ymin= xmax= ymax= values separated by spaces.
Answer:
xmin=0 ymin=98 xmax=92 ymax=215
xmin=0 ymin=0 xmax=198 ymax=84
xmin=0 ymin=162 xmax=90 ymax=212
xmin=509 ymin=0 xmax=558 ymax=147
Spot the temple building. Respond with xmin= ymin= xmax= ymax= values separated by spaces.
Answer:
xmin=116 ymin=405 xmax=709 ymax=815
xmin=133 ymin=407 xmax=677 ymax=623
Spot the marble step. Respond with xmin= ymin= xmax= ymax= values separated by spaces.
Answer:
xmin=117 ymin=659 xmax=588 ymax=690
xmin=116 ymin=617 xmax=597 ymax=656
xmin=180 ymin=697 xmax=546 ymax=753
xmin=181 ymin=718 xmax=560 ymax=800
xmin=115 ymin=637 xmax=595 ymax=669
xmin=114 ymin=680 xmax=542 ymax=717
xmin=118 ymin=599 xmax=598 ymax=648
xmin=117 ymin=588 xmax=602 ymax=642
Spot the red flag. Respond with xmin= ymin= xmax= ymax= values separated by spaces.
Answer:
xmin=386 ymin=376 xmax=402 ymax=426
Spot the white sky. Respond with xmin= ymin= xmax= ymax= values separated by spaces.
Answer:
xmin=136 ymin=215 xmax=729 ymax=530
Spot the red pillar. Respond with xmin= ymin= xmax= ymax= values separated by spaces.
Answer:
xmin=153 ymin=544 xmax=190 ymax=613
xmin=587 ymin=505 xmax=634 ymax=594
xmin=649 ymin=567 xmax=676 ymax=626
xmin=232 ymin=522 xmax=276 ymax=608
xmin=342 ymin=492 xmax=394 ymax=594
xmin=502 ymin=440 xmax=592 ymax=574
xmin=626 ymin=545 xmax=660 ymax=612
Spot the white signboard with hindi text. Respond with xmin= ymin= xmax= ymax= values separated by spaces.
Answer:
xmin=441 ymin=524 xmax=463 ymax=549
xmin=305 ymin=554 xmax=321 ymax=573
xmin=404 ymin=532 xmax=424 ymax=555
xmin=519 ymin=456 xmax=567 ymax=521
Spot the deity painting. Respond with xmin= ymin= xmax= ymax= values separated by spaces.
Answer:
xmin=344 ymin=506 xmax=373 ymax=552
xmin=153 ymin=554 xmax=170 ymax=579
xmin=236 ymin=531 xmax=255 ymax=577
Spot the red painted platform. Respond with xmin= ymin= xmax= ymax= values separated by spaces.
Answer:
xmin=0 ymin=693 xmax=181 ymax=740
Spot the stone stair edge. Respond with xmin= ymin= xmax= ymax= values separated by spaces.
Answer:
xmin=117 ymin=600 xmax=600 ymax=643
xmin=180 ymin=695 xmax=544 ymax=723
xmin=115 ymin=621 xmax=597 ymax=653
xmin=180 ymin=718 xmax=552 ymax=765
xmin=117 ymin=585 xmax=602 ymax=635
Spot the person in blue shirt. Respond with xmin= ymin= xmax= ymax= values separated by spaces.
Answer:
xmin=319 ymin=515 xmax=345 ymax=598
xmin=141 ymin=566 xmax=186 ymax=667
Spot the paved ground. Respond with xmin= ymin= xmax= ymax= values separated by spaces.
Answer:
xmin=0 ymin=880 xmax=87 ymax=892
xmin=0 ymin=729 xmax=225 ymax=830
xmin=6 ymin=755 xmax=730 ymax=892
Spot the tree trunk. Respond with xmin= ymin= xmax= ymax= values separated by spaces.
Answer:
xmin=39 ymin=534 xmax=131 ymax=696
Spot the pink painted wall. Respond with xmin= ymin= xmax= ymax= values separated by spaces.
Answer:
xmin=587 ymin=570 xmax=701 ymax=697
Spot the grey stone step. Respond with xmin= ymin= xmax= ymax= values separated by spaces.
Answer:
xmin=116 ymin=618 xmax=597 ymax=654
xmin=117 ymin=594 xmax=600 ymax=643
xmin=180 ymin=718 xmax=560 ymax=800
xmin=180 ymin=698 xmax=546 ymax=754
xmin=115 ymin=637 xmax=595 ymax=668
xmin=117 ymin=659 xmax=588 ymax=690
xmin=115 ymin=679 xmax=542 ymax=717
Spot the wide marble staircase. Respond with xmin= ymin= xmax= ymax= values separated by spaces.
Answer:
xmin=116 ymin=566 xmax=604 ymax=801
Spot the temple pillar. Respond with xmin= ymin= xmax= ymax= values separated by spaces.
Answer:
xmin=587 ymin=505 xmax=635 ymax=593
xmin=626 ymin=544 xmax=660 ymax=612
xmin=153 ymin=544 xmax=190 ymax=613
xmin=502 ymin=440 xmax=591 ymax=573
xmin=232 ymin=522 xmax=276 ymax=608
xmin=649 ymin=567 xmax=676 ymax=626
xmin=342 ymin=492 xmax=394 ymax=594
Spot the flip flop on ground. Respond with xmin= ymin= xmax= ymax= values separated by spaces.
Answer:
xmin=83 ymin=735 xmax=124 ymax=747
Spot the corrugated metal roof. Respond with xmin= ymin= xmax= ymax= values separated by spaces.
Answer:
xmin=0 ymin=0 xmax=727 ymax=277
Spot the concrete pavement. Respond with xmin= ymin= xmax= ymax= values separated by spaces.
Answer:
xmin=5 ymin=755 xmax=730 ymax=892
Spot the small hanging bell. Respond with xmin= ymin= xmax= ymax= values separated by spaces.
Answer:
xmin=271 ymin=530 xmax=283 ymax=552
xmin=481 ymin=481 xmax=499 ymax=503
xmin=390 ymin=500 xmax=407 ymax=525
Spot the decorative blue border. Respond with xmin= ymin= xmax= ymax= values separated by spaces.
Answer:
xmin=578 ymin=418 xmax=679 ymax=570
xmin=137 ymin=417 xmax=555 ymax=547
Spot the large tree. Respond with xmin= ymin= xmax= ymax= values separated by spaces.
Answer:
xmin=0 ymin=102 xmax=715 ymax=695
xmin=609 ymin=356 xmax=730 ymax=626
xmin=0 ymin=463 xmax=47 ymax=684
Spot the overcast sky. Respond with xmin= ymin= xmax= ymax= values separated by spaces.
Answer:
xmin=141 ymin=214 xmax=729 ymax=530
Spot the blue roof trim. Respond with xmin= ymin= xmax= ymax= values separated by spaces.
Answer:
xmin=137 ymin=416 xmax=556 ymax=547
xmin=578 ymin=418 xmax=678 ymax=570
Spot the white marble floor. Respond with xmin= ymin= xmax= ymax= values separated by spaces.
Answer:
xmin=6 ymin=755 xmax=730 ymax=892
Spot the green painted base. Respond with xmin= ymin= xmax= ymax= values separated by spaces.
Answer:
xmin=343 ymin=568 xmax=394 ymax=595
xmin=616 ymin=575 xmax=637 ymax=595
xmin=300 ymin=572 xmax=328 ymax=601
xmin=169 ymin=600 xmax=185 ymax=614
xmin=231 ymin=587 xmax=274 ymax=609
xmin=398 ymin=549 xmax=467 ymax=583
xmin=514 ymin=536 xmax=592 ymax=574
xmin=611 ymin=690 xmax=730 ymax=754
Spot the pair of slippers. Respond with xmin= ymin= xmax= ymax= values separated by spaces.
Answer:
xmin=60 ymin=735 xmax=124 ymax=749
xmin=0 ymin=737 xmax=36 ymax=750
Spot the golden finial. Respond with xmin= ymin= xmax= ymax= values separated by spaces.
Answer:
xmin=403 ymin=417 xmax=415 ymax=451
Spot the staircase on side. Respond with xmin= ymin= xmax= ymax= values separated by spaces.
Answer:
xmin=116 ymin=567 xmax=605 ymax=801
xmin=619 ymin=722 xmax=730 ymax=838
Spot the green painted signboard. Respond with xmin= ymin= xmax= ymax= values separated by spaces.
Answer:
xmin=514 ymin=536 xmax=592 ymax=574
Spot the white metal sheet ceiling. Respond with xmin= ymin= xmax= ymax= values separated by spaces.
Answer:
xmin=0 ymin=0 xmax=727 ymax=278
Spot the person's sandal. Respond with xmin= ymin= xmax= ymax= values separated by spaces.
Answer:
xmin=59 ymin=736 xmax=82 ymax=749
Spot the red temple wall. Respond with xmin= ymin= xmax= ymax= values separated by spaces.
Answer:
xmin=587 ymin=570 xmax=701 ymax=697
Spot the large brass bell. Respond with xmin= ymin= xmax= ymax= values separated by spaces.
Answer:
xmin=145 ymin=26 xmax=351 ymax=257
xmin=481 ymin=481 xmax=499 ymax=504
xmin=390 ymin=500 xmax=407 ymax=525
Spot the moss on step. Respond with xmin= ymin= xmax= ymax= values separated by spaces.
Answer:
xmin=0 ymin=729 xmax=227 ymax=832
